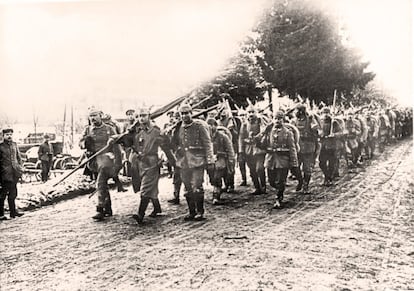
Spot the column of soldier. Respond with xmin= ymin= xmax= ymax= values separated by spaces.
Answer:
xmin=79 ymin=101 xmax=413 ymax=223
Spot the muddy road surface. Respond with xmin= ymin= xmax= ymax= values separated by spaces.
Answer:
xmin=1 ymin=139 xmax=413 ymax=291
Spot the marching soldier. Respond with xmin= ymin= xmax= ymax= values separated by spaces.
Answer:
xmin=217 ymin=109 xmax=237 ymax=193
xmin=365 ymin=110 xmax=379 ymax=160
xmin=235 ymin=108 xmax=248 ymax=186
xmin=238 ymin=105 xmax=267 ymax=195
xmin=121 ymin=109 xmax=136 ymax=177
xmin=344 ymin=111 xmax=362 ymax=168
xmin=166 ymin=111 xmax=183 ymax=205
xmin=293 ymin=104 xmax=320 ymax=194
xmin=258 ymin=111 xmax=298 ymax=208
xmin=120 ymin=107 xmax=175 ymax=224
xmin=79 ymin=108 xmax=122 ymax=220
xmin=102 ymin=112 xmax=126 ymax=192
xmin=172 ymin=104 xmax=214 ymax=221
xmin=206 ymin=118 xmax=235 ymax=205
xmin=319 ymin=107 xmax=343 ymax=186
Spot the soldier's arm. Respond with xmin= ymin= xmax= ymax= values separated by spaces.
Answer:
xmin=79 ymin=126 xmax=89 ymax=149
xmin=199 ymin=123 xmax=214 ymax=164
xmin=238 ymin=124 xmax=246 ymax=154
xmin=287 ymin=131 xmax=298 ymax=168
xmin=223 ymin=133 xmax=235 ymax=162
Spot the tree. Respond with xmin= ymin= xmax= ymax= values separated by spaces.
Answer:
xmin=191 ymin=47 xmax=266 ymax=109
xmin=253 ymin=0 xmax=375 ymax=105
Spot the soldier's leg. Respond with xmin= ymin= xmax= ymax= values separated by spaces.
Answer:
xmin=267 ymin=168 xmax=276 ymax=189
xmin=104 ymin=195 xmax=112 ymax=217
xmin=238 ymin=153 xmax=247 ymax=186
xmin=181 ymin=168 xmax=196 ymax=220
xmin=212 ymin=168 xmax=224 ymax=204
xmin=319 ymin=149 xmax=329 ymax=184
xmin=149 ymin=198 xmax=162 ymax=217
xmin=132 ymin=196 xmax=150 ymax=224
xmin=246 ymin=154 xmax=260 ymax=194
xmin=224 ymin=171 xmax=235 ymax=193
xmin=256 ymin=154 xmax=266 ymax=193
xmin=93 ymin=166 xmax=111 ymax=220
xmin=273 ymin=168 xmax=288 ymax=208
xmin=191 ymin=167 xmax=205 ymax=220
xmin=302 ymin=154 xmax=313 ymax=193
xmin=168 ymin=167 xmax=182 ymax=204
xmin=0 ymin=187 xmax=8 ymax=219
xmin=7 ymin=182 xmax=22 ymax=218
xmin=295 ymin=155 xmax=304 ymax=192
xmin=326 ymin=150 xmax=336 ymax=185
xmin=41 ymin=160 xmax=48 ymax=182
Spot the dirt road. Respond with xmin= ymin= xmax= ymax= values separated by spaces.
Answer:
xmin=1 ymin=139 xmax=413 ymax=291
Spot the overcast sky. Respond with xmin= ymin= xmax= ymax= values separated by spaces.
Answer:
xmin=0 ymin=0 xmax=412 ymax=124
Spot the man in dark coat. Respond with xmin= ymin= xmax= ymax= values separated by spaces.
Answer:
xmin=38 ymin=134 xmax=54 ymax=182
xmin=0 ymin=127 xmax=24 ymax=220
xmin=172 ymin=104 xmax=214 ymax=221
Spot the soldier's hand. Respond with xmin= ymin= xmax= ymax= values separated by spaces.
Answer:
xmin=207 ymin=163 xmax=215 ymax=175
xmin=328 ymin=133 xmax=335 ymax=138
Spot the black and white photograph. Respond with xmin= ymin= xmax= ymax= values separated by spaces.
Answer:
xmin=0 ymin=0 xmax=412 ymax=290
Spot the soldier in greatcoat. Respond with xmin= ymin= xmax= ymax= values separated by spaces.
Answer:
xmin=258 ymin=111 xmax=298 ymax=208
xmin=120 ymin=107 xmax=176 ymax=224
xmin=292 ymin=104 xmax=320 ymax=194
xmin=319 ymin=107 xmax=343 ymax=186
xmin=79 ymin=108 xmax=122 ymax=220
xmin=217 ymin=109 xmax=237 ymax=193
xmin=206 ymin=118 xmax=235 ymax=205
xmin=238 ymin=105 xmax=267 ymax=195
xmin=344 ymin=111 xmax=362 ymax=168
xmin=172 ymin=104 xmax=214 ymax=221
xmin=364 ymin=110 xmax=379 ymax=160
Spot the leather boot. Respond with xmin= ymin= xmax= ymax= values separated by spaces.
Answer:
xmin=104 ymin=198 xmax=113 ymax=217
xmin=0 ymin=197 xmax=5 ymax=217
xmin=212 ymin=187 xmax=221 ymax=205
xmin=303 ymin=174 xmax=311 ymax=194
xmin=251 ymin=177 xmax=261 ymax=195
xmin=168 ymin=184 xmax=181 ymax=204
xmin=133 ymin=197 xmax=150 ymax=224
xmin=149 ymin=199 xmax=162 ymax=217
xmin=184 ymin=195 xmax=196 ymax=221
xmin=9 ymin=198 xmax=23 ymax=218
xmin=194 ymin=191 xmax=205 ymax=221
xmin=92 ymin=206 xmax=105 ymax=220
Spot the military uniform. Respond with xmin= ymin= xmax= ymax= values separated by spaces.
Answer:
xmin=80 ymin=115 xmax=121 ymax=220
xmin=259 ymin=111 xmax=298 ymax=208
xmin=217 ymin=112 xmax=237 ymax=193
xmin=207 ymin=119 xmax=235 ymax=204
xmin=344 ymin=115 xmax=362 ymax=167
xmin=0 ymin=128 xmax=24 ymax=220
xmin=319 ymin=109 xmax=343 ymax=186
xmin=122 ymin=121 xmax=175 ymax=224
xmin=365 ymin=114 xmax=379 ymax=159
xmin=173 ymin=105 xmax=214 ymax=220
xmin=293 ymin=107 xmax=320 ymax=193
xmin=238 ymin=115 xmax=266 ymax=194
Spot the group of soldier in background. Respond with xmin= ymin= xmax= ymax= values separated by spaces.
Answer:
xmin=78 ymin=99 xmax=413 ymax=224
